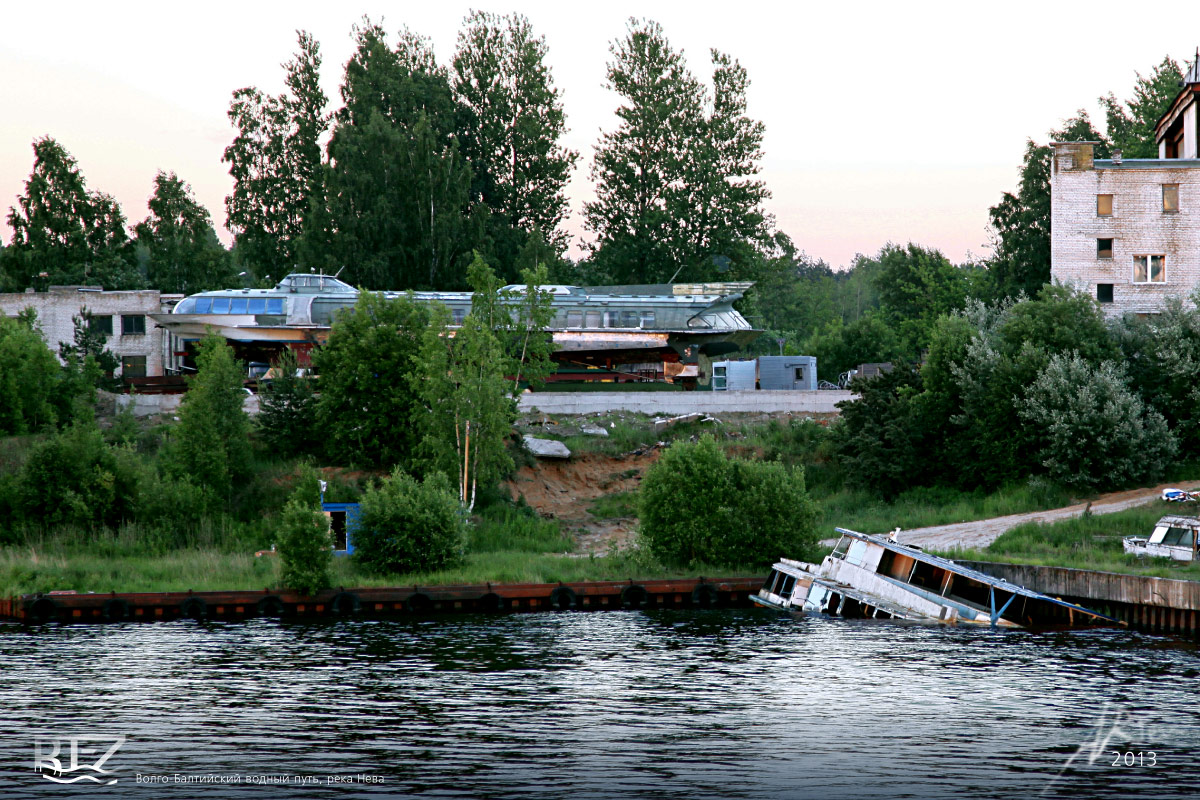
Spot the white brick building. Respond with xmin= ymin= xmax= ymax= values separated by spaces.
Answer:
xmin=0 ymin=286 xmax=184 ymax=377
xmin=1051 ymin=58 xmax=1200 ymax=314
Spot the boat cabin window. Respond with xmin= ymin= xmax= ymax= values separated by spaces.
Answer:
xmin=1162 ymin=526 xmax=1194 ymax=547
xmin=831 ymin=537 xmax=850 ymax=560
xmin=174 ymin=297 xmax=196 ymax=313
xmin=621 ymin=310 xmax=640 ymax=328
xmin=211 ymin=297 xmax=231 ymax=314
xmin=640 ymin=311 xmax=655 ymax=328
xmin=194 ymin=298 xmax=212 ymax=313
xmin=230 ymin=298 xmax=248 ymax=314
xmin=845 ymin=540 xmax=868 ymax=566
xmin=566 ymin=310 xmax=582 ymax=328
xmin=248 ymin=298 xmax=267 ymax=314
xmin=452 ymin=308 xmax=467 ymax=325
xmin=585 ymin=310 xmax=601 ymax=328
xmin=267 ymin=299 xmax=284 ymax=315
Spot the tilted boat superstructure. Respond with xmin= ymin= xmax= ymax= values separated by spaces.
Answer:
xmin=1123 ymin=515 xmax=1200 ymax=562
xmin=150 ymin=274 xmax=760 ymax=384
xmin=753 ymin=528 xmax=1119 ymax=628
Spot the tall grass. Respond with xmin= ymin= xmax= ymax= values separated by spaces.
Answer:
xmin=943 ymin=501 xmax=1200 ymax=579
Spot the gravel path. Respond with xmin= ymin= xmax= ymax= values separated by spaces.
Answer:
xmin=884 ymin=480 xmax=1200 ymax=551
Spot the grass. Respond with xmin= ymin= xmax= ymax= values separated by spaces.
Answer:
xmin=587 ymin=491 xmax=638 ymax=519
xmin=938 ymin=501 xmax=1200 ymax=580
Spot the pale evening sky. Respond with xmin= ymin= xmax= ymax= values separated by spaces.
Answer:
xmin=0 ymin=1 xmax=1193 ymax=271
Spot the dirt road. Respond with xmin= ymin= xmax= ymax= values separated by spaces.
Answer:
xmin=890 ymin=480 xmax=1200 ymax=551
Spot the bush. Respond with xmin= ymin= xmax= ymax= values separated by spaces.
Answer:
xmin=354 ymin=470 xmax=466 ymax=574
xmin=638 ymin=435 xmax=818 ymax=568
xmin=18 ymin=420 xmax=140 ymax=528
xmin=276 ymin=496 xmax=332 ymax=596
xmin=1019 ymin=353 xmax=1177 ymax=490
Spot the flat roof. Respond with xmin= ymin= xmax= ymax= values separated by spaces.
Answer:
xmin=1095 ymin=158 xmax=1200 ymax=169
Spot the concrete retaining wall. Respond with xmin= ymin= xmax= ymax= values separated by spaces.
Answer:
xmin=117 ymin=393 xmax=259 ymax=417
xmin=518 ymin=390 xmax=853 ymax=415
xmin=962 ymin=561 xmax=1200 ymax=610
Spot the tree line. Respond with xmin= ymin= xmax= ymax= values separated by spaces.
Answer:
xmin=1 ymin=14 xmax=772 ymax=294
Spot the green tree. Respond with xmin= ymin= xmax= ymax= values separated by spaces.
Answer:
xmin=136 ymin=171 xmax=233 ymax=293
xmin=1101 ymin=56 xmax=1183 ymax=158
xmin=256 ymin=347 xmax=319 ymax=458
xmin=224 ymin=30 xmax=329 ymax=279
xmin=453 ymin=11 xmax=578 ymax=277
xmin=57 ymin=307 xmax=120 ymax=395
xmin=638 ymin=435 xmax=817 ymax=567
xmin=163 ymin=334 xmax=251 ymax=500
xmin=276 ymin=484 xmax=332 ymax=596
xmin=1019 ymin=354 xmax=1176 ymax=490
xmin=873 ymin=242 xmax=968 ymax=354
xmin=317 ymin=23 xmax=476 ymax=290
xmin=583 ymin=19 xmax=701 ymax=284
xmin=0 ymin=312 xmax=62 ymax=434
xmin=3 ymin=137 xmax=140 ymax=290
xmin=354 ymin=469 xmax=466 ymax=574
xmin=414 ymin=255 xmax=518 ymax=509
xmin=313 ymin=290 xmax=433 ymax=468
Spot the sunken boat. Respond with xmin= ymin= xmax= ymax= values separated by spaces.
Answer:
xmin=1123 ymin=515 xmax=1200 ymax=562
xmin=753 ymin=528 xmax=1119 ymax=628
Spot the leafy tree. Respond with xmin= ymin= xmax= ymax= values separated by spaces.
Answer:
xmin=873 ymin=242 xmax=968 ymax=354
xmin=224 ymin=30 xmax=329 ymax=279
xmin=1019 ymin=354 xmax=1176 ymax=490
xmin=3 ymin=137 xmax=140 ymax=290
xmin=586 ymin=19 xmax=770 ymax=284
xmin=453 ymin=11 xmax=578 ymax=277
xmin=1112 ymin=296 xmax=1200 ymax=450
xmin=57 ymin=307 xmax=120 ymax=396
xmin=256 ymin=347 xmax=319 ymax=458
xmin=276 ymin=488 xmax=332 ymax=596
xmin=136 ymin=171 xmax=233 ymax=293
xmin=802 ymin=314 xmax=903 ymax=383
xmin=354 ymin=469 xmax=466 ymax=574
xmin=414 ymin=255 xmax=518 ymax=509
xmin=0 ymin=312 xmax=62 ymax=434
xmin=638 ymin=435 xmax=817 ymax=567
xmin=313 ymin=290 xmax=433 ymax=468
xmin=162 ymin=334 xmax=251 ymax=500
xmin=318 ymin=23 xmax=476 ymax=290
xmin=1101 ymin=56 xmax=1183 ymax=158
xmin=18 ymin=419 xmax=140 ymax=528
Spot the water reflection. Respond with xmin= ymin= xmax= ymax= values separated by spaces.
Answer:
xmin=1 ymin=612 xmax=1198 ymax=799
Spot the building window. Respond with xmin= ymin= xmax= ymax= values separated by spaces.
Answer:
xmin=1163 ymin=184 xmax=1179 ymax=213
xmin=1097 ymin=238 xmax=1113 ymax=259
xmin=1097 ymin=284 xmax=1114 ymax=303
xmin=1097 ymin=194 xmax=1113 ymax=216
xmin=121 ymin=355 xmax=147 ymax=378
xmin=121 ymin=314 xmax=146 ymax=335
xmin=1133 ymin=255 xmax=1166 ymax=283
xmin=88 ymin=314 xmax=113 ymax=336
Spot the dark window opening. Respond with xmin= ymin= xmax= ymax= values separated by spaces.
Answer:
xmin=121 ymin=355 xmax=147 ymax=378
xmin=794 ymin=366 xmax=805 ymax=381
xmin=88 ymin=315 xmax=113 ymax=336
xmin=328 ymin=511 xmax=348 ymax=550
xmin=1097 ymin=284 xmax=1114 ymax=304
xmin=1097 ymin=238 xmax=1113 ymax=259
xmin=121 ymin=314 xmax=145 ymax=335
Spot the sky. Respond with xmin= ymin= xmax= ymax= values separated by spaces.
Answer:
xmin=1 ymin=1 xmax=1196 ymax=270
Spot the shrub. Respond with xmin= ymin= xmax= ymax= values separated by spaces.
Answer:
xmin=638 ymin=435 xmax=818 ymax=568
xmin=276 ymin=496 xmax=332 ymax=596
xmin=354 ymin=470 xmax=466 ymax=574
xmin=1019 ymin=354 xmax=1177 ymax=490
xmin=18 ymin=420 xmax=140 ymax=528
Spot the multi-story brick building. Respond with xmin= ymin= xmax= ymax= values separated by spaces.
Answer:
xmin=0 ymin=286 xmax=184 ymax=377
xmin=1050 ymin=59 xmax=1200 ymax=314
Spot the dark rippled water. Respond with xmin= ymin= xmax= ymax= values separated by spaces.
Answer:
xmin=1 ymin=611 xmax=1198 ymax=799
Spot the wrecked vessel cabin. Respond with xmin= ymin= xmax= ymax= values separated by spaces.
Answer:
xmin=1123 ymin=515 xmax=1200 ymax=562
xmin=753 ymin=528 xmax=1118 ymax=629
xmin=150 ymin=275 xmax=760 ymax=386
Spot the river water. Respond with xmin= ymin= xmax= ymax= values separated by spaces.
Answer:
xmin=1 ymin=610 xmax=1198 ymax=799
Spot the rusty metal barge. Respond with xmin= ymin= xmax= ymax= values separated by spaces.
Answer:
xmin=0 ymin=577 xmax=761 ymax=625
xmin=753 ymin=528 xmax=1120 ymax=629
